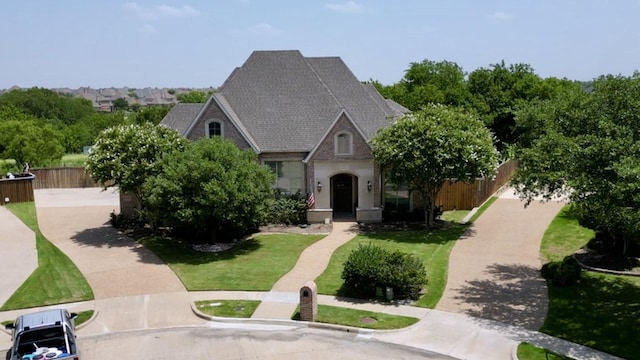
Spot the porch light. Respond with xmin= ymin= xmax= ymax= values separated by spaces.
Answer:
xmin=317 ymin=181 xmax=322 ymax=192
xmin=367 ymin=180 xmax=372 ymax=192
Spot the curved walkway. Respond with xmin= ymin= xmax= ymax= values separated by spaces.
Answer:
xmin=436 ymin=189 xmax=565 ymax=330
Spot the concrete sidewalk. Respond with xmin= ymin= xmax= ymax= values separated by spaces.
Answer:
xmin=0 ymin=206 xmax=37 ymax=307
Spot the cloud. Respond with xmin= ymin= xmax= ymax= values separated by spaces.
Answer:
xmin=324 ymin=1 xmax=365 ymax=14
xmin=492 ymin=12 xmax=514 ymax=20
xmin=123 ymin=2 xmax=202 ymax=21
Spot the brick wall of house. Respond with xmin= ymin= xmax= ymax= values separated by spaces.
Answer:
xmin=310 ymin=114 xmax=373 ymax=161
xmin=187 ymin=101 xmax=253 ymax=150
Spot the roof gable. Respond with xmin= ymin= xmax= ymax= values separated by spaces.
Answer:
xmin=161 ymin=103 xmax=205 ymax=136
xmin=161 ymin=50 xmax=407 ymax=153
xmin=217 ymin=50 xmax=401 ymax=152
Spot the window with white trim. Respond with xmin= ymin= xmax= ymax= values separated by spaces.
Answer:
xmin=335 ymin=131 xmax=352 ymax=155
xmin=206 ymin=120 xmax=223 ymax=138
xmin=264 ymin=160 xmax=304 ymax=195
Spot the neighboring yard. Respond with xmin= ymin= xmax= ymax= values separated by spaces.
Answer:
xmin=1 ymin=202 xmax=93 ymax=311
xmin=520 ymin=206 xmax=640 ymax=360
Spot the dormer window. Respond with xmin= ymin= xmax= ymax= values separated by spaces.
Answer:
xmin=207 ymin=120 xmax=223 ymax=138
xmin=335 ymin=131 xmax=353 ymax=155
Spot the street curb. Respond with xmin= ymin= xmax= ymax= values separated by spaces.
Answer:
xmin=190 ymin=302 xmax=375 ymax=336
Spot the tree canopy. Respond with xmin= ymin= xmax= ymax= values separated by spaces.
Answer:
xmin=85 ymin=123 xmax=188 ymax=204
xmin=142 ymin=137 xmax=275 ymax=242
xmin=176 ymin=90 xmax=212 ymax=103
xmin=372 ymin=104 xmax=499 ymax=228
xmin=512 ymin=73 xmax=640 ymax=254
xmin=0 ymin=106 xmax=65 ymax=167
xmin=374 ymin=60 xmax=470 ymax=111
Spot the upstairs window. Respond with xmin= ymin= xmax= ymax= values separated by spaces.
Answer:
xmin=207 ymin=120 xmax=223 ymax=137
xmin=335 ymin=131 xmax=352 ymax=155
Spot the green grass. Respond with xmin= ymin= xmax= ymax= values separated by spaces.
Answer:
xmin=74 ymin=310 xmax=94 ymax=326
xmin=58 ymin=153 xmax=88 ymax=167
xmin=314 ymin=224 xmax=467 ymax=308
xmin=194 ymin=300 xmax=260 ymax=318
xmin=538 ymin=205 xmax=640 ymax=359
xmin=517 ymin=343 xmax=572 ymax=360
xmin=540 ymin=206 xmax=594 ymax=262
xmin=441 ymin=210 xmax=470 ymax=223
xmin=140 ymin=234 xmax=324 ymax=290
xmin=0 ymin=203 xmax=94 ymax=311
xmin=293 ymin=304 xmax=419 ymax=330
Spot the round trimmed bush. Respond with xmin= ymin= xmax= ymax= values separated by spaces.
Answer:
xmin=341 ymin=244 xmax=427 ymax=299
xmin=541 ymin=256 xmax=582 ymax=286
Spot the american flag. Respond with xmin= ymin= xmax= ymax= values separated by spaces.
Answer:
xmin=307 ymin=190 xmax=315 ymax=209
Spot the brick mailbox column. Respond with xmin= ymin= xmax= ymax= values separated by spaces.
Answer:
xmin=299 ymin=281 xmax=317 ymax=322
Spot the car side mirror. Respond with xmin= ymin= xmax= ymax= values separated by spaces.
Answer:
xmin=5 ymin=322 xmax=15 ymax=330
xmin=70 ymin=313 xmax=78 ymax=320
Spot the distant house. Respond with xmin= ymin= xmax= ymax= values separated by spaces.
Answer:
xmin=161 ymin=50 xmax=408 ymax=223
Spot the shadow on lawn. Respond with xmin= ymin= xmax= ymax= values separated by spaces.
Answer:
xmin=70 ymin=221 xmax=263 ymax=265
xmin=453 ymin=263 xmax=548 ymax=331
xmin=359 ymin=221 xmax=470 ymax=245
xmin=541 ymin=273 xmax=640 ymax=359
xmin=139 ymin=235 xmax=263 ymax=266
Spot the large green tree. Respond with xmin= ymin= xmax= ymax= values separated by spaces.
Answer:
xmin=142 ymin=137 xmax=275 ymax=243
xmin=0 ymin=87 xmax=94 ymax=125
xmin=512 ymin=73 xmax=640 ymax=255
xmin=372 ymin=104 xmax=499 ymax=228
xmin=85 ymin=123 xmax=188 ymax=207
xmin=176 ymin=90 xmax=211 ymax=103
xmin=0 ymin=106 xmax=65 ymax=167
xmin=373 ymin=59 xmax=471 ymax=111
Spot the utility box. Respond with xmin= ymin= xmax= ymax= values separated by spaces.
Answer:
xmin=299 ymin=281 xmax=317 ymax=322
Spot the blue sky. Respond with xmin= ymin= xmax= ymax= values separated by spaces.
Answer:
xmin=2 ymin=1 xmax=639 ymax=88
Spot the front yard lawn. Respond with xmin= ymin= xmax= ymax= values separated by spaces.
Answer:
xmin=538 ymin=206 xmax=640 ymax=360
xmin=140 ymin=234 xmax=324 ymax=290
xmin=314 ymin=224 xmax=467 ymax=308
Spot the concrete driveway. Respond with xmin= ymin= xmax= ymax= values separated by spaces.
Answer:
xmin=34 ymin=188 xmax=186 ymax=299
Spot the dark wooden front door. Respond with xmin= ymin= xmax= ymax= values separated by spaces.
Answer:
xmin=332 ymin=174 xmax=353 ymax=214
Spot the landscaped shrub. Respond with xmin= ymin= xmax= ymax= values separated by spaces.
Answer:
xmin=267 ymin=191 xmax=307 ymax=225
xmin=342 ymin=244 xmax=427 ymax=300
xmin=342 ymin=244 xmax=389 ymax=296
xmin=384 ymin=250 xmax=428 ymax=299
xmin=541 ymin=255 xmax=582 ymax=286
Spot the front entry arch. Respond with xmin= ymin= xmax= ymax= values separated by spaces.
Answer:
xmin=331 ymin=173 xmax=356 ymax=216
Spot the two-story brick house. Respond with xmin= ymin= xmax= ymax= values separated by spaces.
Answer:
xmin=161 ymin=50 xmax=407 ymax=223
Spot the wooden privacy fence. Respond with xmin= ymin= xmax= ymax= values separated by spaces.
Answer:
xmin=30 ymin=167 xmax=100 ymax=189
xmin=435 ymin=159 xmax=519 ymax=211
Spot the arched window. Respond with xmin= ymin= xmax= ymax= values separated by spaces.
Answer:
xmin=335 ymin=131 xmax=352 ymax=155
xmin=206 ymin=120 xmax=223 ymax=138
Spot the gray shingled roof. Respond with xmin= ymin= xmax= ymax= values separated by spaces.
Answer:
xmin=161 ymin=103 xmax=205 ymax=136
xmin=162 ymin=50 xmax=405 ymax=152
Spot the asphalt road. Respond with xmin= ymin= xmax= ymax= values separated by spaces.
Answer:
xmin=77 ymin=326 xmax=455 ymax=360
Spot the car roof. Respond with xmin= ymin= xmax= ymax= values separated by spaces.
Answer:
xmin=15 ymin=309 xmax=68 ymax=332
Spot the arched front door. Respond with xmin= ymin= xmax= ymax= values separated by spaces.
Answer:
xmin=332 ymin=174 xmax=354 ymax=215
